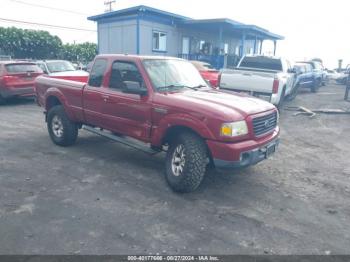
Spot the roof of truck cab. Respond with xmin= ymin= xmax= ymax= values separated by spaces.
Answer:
xmin=96 ymin=54 xmax=185 ymax=61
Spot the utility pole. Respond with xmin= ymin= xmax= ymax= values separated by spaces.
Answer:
xmin=104 ymin=0 xmax=116 ymax=13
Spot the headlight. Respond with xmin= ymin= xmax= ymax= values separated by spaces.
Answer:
xmin=221 ymin=120 xmax=248 ymax=137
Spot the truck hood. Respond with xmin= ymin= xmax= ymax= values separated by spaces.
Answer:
xmin=49 ymin=70 xmax=89 ymax=77
xmin=161 ymin=89 xmax=275 ymax=120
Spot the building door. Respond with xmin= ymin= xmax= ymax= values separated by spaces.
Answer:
xmin=182 ymin=37 xmax=190 ymax=56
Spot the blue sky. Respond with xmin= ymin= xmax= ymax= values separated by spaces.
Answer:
xmin=0 ymin=0 xmax=348 ymax=68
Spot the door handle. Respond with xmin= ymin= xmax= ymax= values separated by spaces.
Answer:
xmin=101 ymin=95 xmax=109 ymax=102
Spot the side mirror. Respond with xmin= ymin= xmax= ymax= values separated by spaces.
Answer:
xmin=122 ymin=81 xmax=147 ymax=96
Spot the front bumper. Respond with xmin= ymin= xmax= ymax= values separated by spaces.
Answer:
xmin=0 ymin=86 xmax=35 ymax=98
xmin=207 ymin=128 xmax=279 ymax=169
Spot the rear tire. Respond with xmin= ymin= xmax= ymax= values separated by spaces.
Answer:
xmin=311 ymin=79 xmax=321 ymax=93
xmin=47 ymin=105 xmax=78 ymax=147
xmin=277 ymin=87 xmax=286 ymax=109
xmin=165 ymin=132 xmax=207 ymax=193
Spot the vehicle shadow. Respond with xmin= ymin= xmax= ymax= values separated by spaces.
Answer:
xmin=0 ymin=97 xmax=36 ymax=107
xmin=67 ymin=133 xmax=245 ymax=194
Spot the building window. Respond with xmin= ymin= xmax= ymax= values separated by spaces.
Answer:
xmin=153 ymin=31 xmax=167 ymax=52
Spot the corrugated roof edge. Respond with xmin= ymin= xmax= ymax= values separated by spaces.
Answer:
xmin=88 ymin=5 xmax=192 ymax=22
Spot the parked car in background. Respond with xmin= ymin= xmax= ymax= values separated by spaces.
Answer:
xmin=219 ymin=55 xmax=295 ymax=107
xmin=286 ymin=62 xmax=318 ymax=100
xmin=294 ymin=63 xmax=318 ymax=91
xmin=326 ymin=69 xmax=343 ymax=81
xmin=345 ymin=72 xmax=350 ymax=100
xmin=190 ymin=60 xmax=220 ymax=88
xmin=0 ymin=55 xmax=12 ymax=61
xmin=0 ymin=61 xmax=43 ymax=104
xmin=336 ymin=67 xmax=350 ymax=85
xmin=299 ymin=60 xmax=327 ymax=86
xmin=35 ymin=55 xmax=280 ymax=193
xmin=36 ymin=60 xmax=89 ymax=83
xmin=84 ymin=61 xmax=94 ymax=72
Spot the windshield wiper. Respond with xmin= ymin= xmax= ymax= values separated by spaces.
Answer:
xmin=158 ymin=84 xmax=206 ymax=92
xmin=189 ymin=84 xmax=207 ymax=90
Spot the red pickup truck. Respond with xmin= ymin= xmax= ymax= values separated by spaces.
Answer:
xmin=35 ymin=55 xmax=279 ymax=192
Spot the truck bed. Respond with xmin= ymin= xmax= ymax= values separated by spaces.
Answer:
xmin=35 ymin=75 xmax=86 ymax=122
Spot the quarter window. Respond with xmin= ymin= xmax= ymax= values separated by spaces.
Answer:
xmin=153 ymin=31 xmax=167 ymax=52
xmin=88 ymin=59 xmax=108 ymax=87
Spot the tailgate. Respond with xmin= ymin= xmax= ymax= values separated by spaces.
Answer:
xmin=4 ymin=64 xmax=42 ymax=88
xmin=3 ymin=73 xmax=42 ymax=88
xmin=220 ymin=69 xmax=275 ymax=94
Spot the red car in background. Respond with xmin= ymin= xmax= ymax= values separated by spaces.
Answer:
xmin=190 ymin=60 xmax=220 ymax=88
xmin=0 ymin=61 xmax=43 ymax=104
xmin=36 ymin=60 xmax=89 ymax=83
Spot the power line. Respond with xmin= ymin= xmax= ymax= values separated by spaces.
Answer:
xmin=9 ymin=0 xmax=91 ymax=16
xmin=0 ymin=17 xmax=96 ymax=32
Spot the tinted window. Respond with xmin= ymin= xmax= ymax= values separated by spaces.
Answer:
xmin=88 ymin=59 xmax=108 ymax=87
xmin=109 ymin=61 xmax=144 ymax=91
xmin=5 ymin=64 xmax=41 ymax=74
xmin=239 ymin=57 xmax=283 ymax=71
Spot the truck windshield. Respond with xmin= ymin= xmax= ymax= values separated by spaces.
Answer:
xmin=143 ymin=59 xmax=208 ymax=92
xmin=239 ymin=57 xmax=283 ymax=71
xmin=46 ymin=61 xmax=76 ymax=73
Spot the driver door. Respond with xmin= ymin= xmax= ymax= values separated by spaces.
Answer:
xmin=101 ymin=60 xmax=152 ymax=142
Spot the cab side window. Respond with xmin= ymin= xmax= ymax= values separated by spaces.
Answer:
xmin=88 ymin=59 xmax=108 ymax=87
xmin=109 ymin=61 xmax=144 ymax=91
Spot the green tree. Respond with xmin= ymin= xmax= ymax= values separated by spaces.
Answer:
xmin=61 ymin=42 xmax=97 ymax=63
xmin=0 ymin=27 xmax=62 ymax=59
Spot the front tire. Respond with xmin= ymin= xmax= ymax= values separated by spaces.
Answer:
xmin=165 ymin=132 xmax=207 ymax=193
xmin=47 ymin=105 xmax=78 ymax=146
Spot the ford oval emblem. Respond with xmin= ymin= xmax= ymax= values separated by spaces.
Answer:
xmin=264 ymin=119 xmax=273 ymax=128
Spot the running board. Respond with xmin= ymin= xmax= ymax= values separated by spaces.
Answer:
xmin=83 ymin=126 xmax=160 ymax=155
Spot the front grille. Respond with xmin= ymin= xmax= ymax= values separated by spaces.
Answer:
xmin=252 ymin=111 xmax=277 ymax=137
